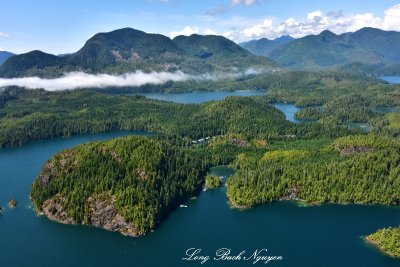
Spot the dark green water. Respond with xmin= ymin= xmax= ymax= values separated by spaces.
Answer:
xmin=1 ymin=132 xmax=400 ymax=266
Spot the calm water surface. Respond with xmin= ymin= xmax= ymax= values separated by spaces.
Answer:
xmin=136 ymin=90 xmax=302 ymax=123
xmin=381 ymin=76 xmax=400 ymax=84
xmin=134 ymin=90 xmax=266 ymax=104
xmin=0 ymin=134 xmax=399 ymax=266
xmin=272 ymin=103 xmax=301 ymax=123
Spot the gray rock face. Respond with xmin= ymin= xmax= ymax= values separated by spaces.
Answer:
xmin=86 ymin=193 xmax=139 ymax=236
xmin=41 ymin=192 xmax=139 ymax=237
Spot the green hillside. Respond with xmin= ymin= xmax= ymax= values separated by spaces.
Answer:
xmin=268 ymin=28 xmax=400 ymax=72
xmin=240 ymin=35 xmax=294 ymax=57
xmin=0 ymin=51 xmax=15 ymax=65
xmin=0 ymin=28 xmax=278 ymax=78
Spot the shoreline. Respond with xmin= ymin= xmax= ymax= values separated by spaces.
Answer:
xmin=364 ymin=236 xmax=398 ymax=259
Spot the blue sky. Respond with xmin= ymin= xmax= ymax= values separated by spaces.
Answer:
xmin=1 ymin=0 xmax=399 ymax=54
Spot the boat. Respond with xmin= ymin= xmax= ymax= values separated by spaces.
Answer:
xmin=180 ymin=204 xmax=187 ymax=208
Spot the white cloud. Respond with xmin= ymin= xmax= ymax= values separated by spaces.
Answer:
xmin=169 ymin=26 xmax=221 ymax=38
xmin=382 ymin=4 xmax=400 ymax=31
xmin=0 ymin=71 xmax=191 ymax=91
xmin=0 ymin=69 xmax=265 ymax=91
xmin=169 ymin=26 xmax=199 ymax=38
xmin=0 ymin=32 xmax=10 ymax=38
xmin=224 ymin=3 xmax=400 ymax=41
xmin=307 ymin=10 xmax=323 ymax=20
xmin=231 ymin=0 xmax=258 ymax=6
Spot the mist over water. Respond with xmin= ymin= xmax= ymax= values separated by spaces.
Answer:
xmin=0 ymin=69 xmax=263 ymax=91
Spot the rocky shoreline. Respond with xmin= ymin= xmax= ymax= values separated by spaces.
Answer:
xmin=364 ymin=236 xmax=397 ymax=258
xmin=37 ymin=192 xmax=141 ymax=237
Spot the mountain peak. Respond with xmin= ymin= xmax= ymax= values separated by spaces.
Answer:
xmin=173 ymin=34 xmax=250 ymax=58
xmin=273 ymin=35 xmax=295 ymax=44
xmin=319 ymin=30 xmax=336 ymax=37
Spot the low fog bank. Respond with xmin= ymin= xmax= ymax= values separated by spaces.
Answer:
xmin=0 ymin=69 xmax=264 ymax=91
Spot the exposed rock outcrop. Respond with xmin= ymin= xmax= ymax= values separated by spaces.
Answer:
xmin=339 ymin=146 xmax=374 ymax=156
xmin=231 ymin=138 xmax=250 ymax=147
xmin=40 ymin=192 xmax=139 ymax=237
xmin=280 ymin=187 xmax=299 ymax=201
xmin=86 ymin=193 xmax=139 ymax=237
xmin=38 ymin=162 xmax=57 ymax=187
xmin=8 ymin=199 xmax=17 ymax=208
xmin=42 ymin=195 xmax=73 ymax=224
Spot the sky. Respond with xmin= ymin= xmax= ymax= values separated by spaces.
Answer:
xmin=0 ymin=0 xmax=400 ymax=54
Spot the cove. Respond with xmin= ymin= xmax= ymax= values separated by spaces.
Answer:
xmin=272 ymin=103 xmax=301 ymax=123
xmin=1 ymin=136 xmax=400 ymax=266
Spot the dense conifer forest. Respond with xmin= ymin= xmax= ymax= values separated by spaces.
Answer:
xmin=1 ymin=69 xmax=399 ymax=240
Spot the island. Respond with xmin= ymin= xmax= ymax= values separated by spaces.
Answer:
xmin=366 ymin=227 xmax=400 ymax=258
xmin=8 ymin=199 xmax=17 ymax=208
xmin=31 ymin=136 xmax=214 ymax=236
xmin=205 ymin=174 xmax=223 ymax=189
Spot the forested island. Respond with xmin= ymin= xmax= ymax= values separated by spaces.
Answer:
xmin=31 ymin=136 xmax=214 ymax=236
xmin=367 ymin=227 xmax=400 ymax=258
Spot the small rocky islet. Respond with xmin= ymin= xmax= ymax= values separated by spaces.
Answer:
xmin=8 ymin=199 xmax=17 ymax=208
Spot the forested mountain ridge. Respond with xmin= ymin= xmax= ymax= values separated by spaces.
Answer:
xmin=268 ymin=27 xmax=400 ymax=72
xmin=0 ymin=87 xmax=300 ymax=148
xmin=0 ymin=50 xmax=71 ymax=78
xmin=239 ymin=35 xmax=295 ymax=57
xmin=0 ymin=51 xmax=15 ymax=65
xmin=0 ymin=28 xmax=277 ymax=78
xmin=227 ymin=135 xmax=400 ymax=208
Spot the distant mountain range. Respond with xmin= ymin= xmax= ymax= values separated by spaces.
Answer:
xmin=239 ymin=35 xmax=295 ymax=57
xmin=2 ymin=27 xmax=399 ymax=78
xmin=0 ymin=51 xmax=15 ymax=65
xmin=0 ymin=28 xmax=277 ymax=78
xmin=241 ymin=27 xmax=400 ymax=72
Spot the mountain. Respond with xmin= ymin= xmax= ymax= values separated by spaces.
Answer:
xmin=0 ymin=28 xmax=277 ymax=78
xmin=174 ymin=34 xmax=248 ymax=58
xmin=0 ymin=51 xmax=15 ymax=65
xmin=268 ymin=27 xmax=400 ymax=71
xmin=0 ymin=50 xmax=71 ymax=78
xmin=239 ymin=35 xmax=294 ymax=57
xmin=69 ymin=28 xmax=184 ymax=71
xmin=173 ymin=34 xmax=275 ymax=72
xmin=273 ymin=35 xmax=295 ymax=45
